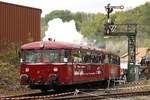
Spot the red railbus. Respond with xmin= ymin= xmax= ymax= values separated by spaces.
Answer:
xmin=19 ymin=41 xmax=120 ymax=91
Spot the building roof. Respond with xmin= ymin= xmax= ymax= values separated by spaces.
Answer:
xmin=121 ymin=48 xmax=149 ymax=63
xmin=0 ymin=1 xmax=42 ymax=12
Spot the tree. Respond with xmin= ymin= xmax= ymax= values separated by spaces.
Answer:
xmin=44 ymin=10 xmax=73 ymax=23
xmin=41 ymin=2 xmax=150 ymax=48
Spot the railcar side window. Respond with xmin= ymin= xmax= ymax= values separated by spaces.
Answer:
xmin=104 ymin=54 xmax=109 ymax=63
xmin=73 ymin=50 xmax=105 ymax=64
xmin=60 ymin=49 xmax=71 ymax=63
xmin=73 ymin=50 xmax=82 ymax=63
xmin=99 ymin=53 xmax=105 ymax=64
xmin=117 ymin=56 xmax=120 ymax=65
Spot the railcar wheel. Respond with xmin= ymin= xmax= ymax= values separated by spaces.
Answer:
xmin=41 ymin=89 xmax=48 ymax=93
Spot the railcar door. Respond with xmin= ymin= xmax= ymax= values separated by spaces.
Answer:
xmin=57 ymin=49 xmax=73 ymax=84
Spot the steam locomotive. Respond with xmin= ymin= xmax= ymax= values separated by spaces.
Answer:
xmin=19 ymin=41 xmax=120 ymax=92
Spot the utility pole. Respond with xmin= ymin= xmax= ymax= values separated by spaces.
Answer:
xmin=104 ymin=4 xmax=137 ymax=81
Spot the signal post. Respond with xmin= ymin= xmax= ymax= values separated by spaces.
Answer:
xmin=104 ymin=4 xmax=137 ymax=81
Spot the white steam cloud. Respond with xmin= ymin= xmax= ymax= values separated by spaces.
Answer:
xmin=43 ymin=18 xmax=86 ymax=45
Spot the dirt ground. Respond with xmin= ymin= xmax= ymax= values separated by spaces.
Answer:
xmin=107 ymin=96 xmax=150 ymax=100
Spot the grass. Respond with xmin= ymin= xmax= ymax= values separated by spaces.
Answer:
xmin=0 ymin=50 xmax=35 ymax=96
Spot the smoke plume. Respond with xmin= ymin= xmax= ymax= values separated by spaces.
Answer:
xmin=43 ymin=18 xmax=86 ymax=45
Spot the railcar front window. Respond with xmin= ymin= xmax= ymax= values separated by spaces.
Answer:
xmin=21 ymin=49 xmax=58 ymax=64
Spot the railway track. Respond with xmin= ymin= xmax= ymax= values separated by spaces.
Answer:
xmin=49 ymin=90 xmax=150 ymax=100
xmin=1 ymin=86 xmax=150 ymax=100
xmin=0 ymin=91 xmax=75 ymax=100
xmin=1 ymin=81 xmax=150 ymax=100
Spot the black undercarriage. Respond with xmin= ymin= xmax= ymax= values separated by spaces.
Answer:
xmin=29 ymin=80 xmax=113 ymax=92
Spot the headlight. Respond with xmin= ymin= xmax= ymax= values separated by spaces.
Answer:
xmin=25 ymin=67 xmax=29 ymax=72
xmin=53 ymin=67 xmax=58 ymax=72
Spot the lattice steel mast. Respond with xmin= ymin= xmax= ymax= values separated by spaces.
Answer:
xmin=104 ymin=4 xmax=137 ymax=81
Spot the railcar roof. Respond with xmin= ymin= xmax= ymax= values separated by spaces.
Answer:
xmin=21 ymin=41 xmax=111 ymax=54
xmin=21 ymin=41 xmax=82 ymax=49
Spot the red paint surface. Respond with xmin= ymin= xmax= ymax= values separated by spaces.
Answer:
xmin=20 ymin=41 xmax=120 ymax=89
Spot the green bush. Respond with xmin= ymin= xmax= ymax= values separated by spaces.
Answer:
xmin=0 ymin=42 xmax=20 ymax=65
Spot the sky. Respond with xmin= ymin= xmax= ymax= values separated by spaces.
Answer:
xmin=2 ymin=0 xmax=150 ymax=17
